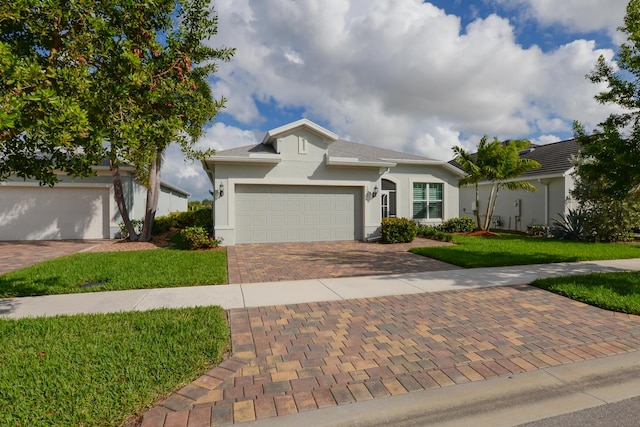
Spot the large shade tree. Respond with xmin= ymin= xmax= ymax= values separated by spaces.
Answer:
xmin=1 ymin=0 xmax=234 ymax=241
xmin=0 ymin=1 xmax=104 ymax=185
xmin=453 ymin=137 xmax=541 ymax=231
xmin=573 ymin=0 xmax=640 ymax=200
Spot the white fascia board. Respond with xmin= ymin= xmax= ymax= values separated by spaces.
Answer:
xmin=471 ymin=171 xmax=568 ymax=185
xmin=159 ymin=181 xmax=190 ymax=197
xmin=204 ymin=155 xmax=281 ymax=165
xmin=563 ymin=166 xmax=576 ymax=177
xmin=381 ymin=158 xmax=467 ymax=177
xmin=261 ymin=118 xmax=339 ymax=145
xmin=326 ymin=156 xmax=396 ymax=168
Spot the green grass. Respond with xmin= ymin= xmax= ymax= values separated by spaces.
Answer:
xmin=0 ymin=249 xmax=227 ymax=298
xmin=410 ymin=233 xmax=640 ymax=268
xmin=532 ymin=271 xmax=640 ymax=315
xmin=0 ymin=306 xmax=229 ymax=426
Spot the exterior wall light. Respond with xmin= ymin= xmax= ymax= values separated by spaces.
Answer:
xmin=372 ymin=185 xmax=378 ymax=197
xmin=219 ymin=183 xmax=224 ymax=197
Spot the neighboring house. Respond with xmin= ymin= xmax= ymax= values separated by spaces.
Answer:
xmin=452 ymin=139 xmax=581 ymax=232
xmin=0 ymin=166 xmax=189 ymax=241
xmin=202 ymin=119 xmax=463 ymax=246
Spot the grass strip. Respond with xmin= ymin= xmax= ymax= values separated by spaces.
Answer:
xmin=532 ymin=271 xmax=640 ymax=315
xmin=410 ymin=233 xmax=640 ymax=268
xmin=0 ymin=306 xmax=229 ymax=426
xmin=0 ymin=249 xmax=227 ymax=298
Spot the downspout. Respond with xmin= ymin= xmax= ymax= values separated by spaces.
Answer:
xmin=538 ymin=179 xmax=549 ymax=226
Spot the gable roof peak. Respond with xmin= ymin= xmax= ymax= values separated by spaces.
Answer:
xmin=261 ymin=118 xmax=339 ymax=145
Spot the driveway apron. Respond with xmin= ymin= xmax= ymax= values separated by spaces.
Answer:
xmin=0 ymin=241 xmax=102 ymax=275
xmin=141 ymin=284 xmax=640 ymax=426
xmin=226 ymin=239 xmax=456 ymax=284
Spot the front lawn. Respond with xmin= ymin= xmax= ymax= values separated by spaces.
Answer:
xmin=532 ymin=271 xmax=640 ymax=315
xmin=0 ymin=249 xmax=227 ymax=298
xmin=0 ymin=306 xmax=229 ymax=426
xmin=410 ymin=233 xmax=640 ymax=268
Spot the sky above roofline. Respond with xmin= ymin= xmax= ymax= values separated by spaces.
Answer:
xmin=161 ymin=0 xmax=629 ymax=201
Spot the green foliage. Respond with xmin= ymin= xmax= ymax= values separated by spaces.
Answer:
xmin=0 ymin=250 xmax=227 ymax=297
xmin=415 ymin=225 xmax=453 ymax=242
xmin=409 ymin=232 xmax=640 ymax=268
xmin=381 ymin=218 xmax=417 ymax=243
xmin=527 ymin=224 xmax=549 ymax=237
xmin=550 ymin=209 xmax=590 ymax=241
xmin=533 ymin=272 xmax=640 ymax=315
xmin=174 ymin=226 xmax=222 ymax=250
xmin=572 ymin=0 xmax=640 ymax=200
xmin=440 ymin=217 xmax=477 ymax=233
xmin=453 ymin=137 xmax=541 ymax=230
xmin=118 ymin=219 xmax=144 ymax=239
xmin=152 ymin=208 xmax=213 ymax=234
xmin=0 ymin=307 xmax=229 ymax=426
xmin=188 ymin=199 xmax=213 ymax=210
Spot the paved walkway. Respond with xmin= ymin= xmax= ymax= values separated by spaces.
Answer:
xmin=0 ymin=240 xmax=102 ymax=274
xmin=226 ymin=239 xmax=455 ymax=284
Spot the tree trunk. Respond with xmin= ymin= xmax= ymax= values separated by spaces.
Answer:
xmin=487 ymin=185 xmax=502 ymax=231
xmin=483 ymin=184 xmax=497 ymax=231
xmin=140 ymin=149 xmax=162 ymax=242
xmin=474 ymin=183 xmax=482 ymax=230
xmin=110 ymin=159 xmax=139 ymax=241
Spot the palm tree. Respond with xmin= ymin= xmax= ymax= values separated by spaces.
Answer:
xmin=453 ymin=137 xmax=541 ymax=231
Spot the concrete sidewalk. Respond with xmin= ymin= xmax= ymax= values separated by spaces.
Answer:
xmin=1 ymin=258 xmax=639 ymax=319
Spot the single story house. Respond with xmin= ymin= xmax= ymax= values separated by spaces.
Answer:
xmin=0 ymin=165 xmax=189 ymax=241
xmin=202 ymin=119 xmax=464 ymax=246
xmin=452 ymin=139 xmax=581 ymax=231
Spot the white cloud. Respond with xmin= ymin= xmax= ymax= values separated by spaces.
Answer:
xmin=491 ymin=0 xmax=627 ymax=39
xmin=161 ymin=0 xmax=625 ymax=198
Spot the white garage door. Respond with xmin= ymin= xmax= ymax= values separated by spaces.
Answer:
xmin=0 ymin=186 xmax=110 ymax=240
xmin=235 ymin=185 xmax=363 ymax=244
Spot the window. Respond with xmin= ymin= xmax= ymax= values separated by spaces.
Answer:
xmin=412 ymin=183 xmax=443 ymax=220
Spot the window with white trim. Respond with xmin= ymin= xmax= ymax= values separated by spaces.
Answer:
xmin=412 ymin=183 xmax=443 ymax=220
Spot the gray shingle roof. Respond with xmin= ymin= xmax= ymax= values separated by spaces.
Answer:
xmin=448 ymin=138 xmax=580 ymax=178
xmin=214 ymin=139 xmax=436 ymax=163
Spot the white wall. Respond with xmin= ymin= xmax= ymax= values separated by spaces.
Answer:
xmin=458 ymin=177 xmax=569 ymax=231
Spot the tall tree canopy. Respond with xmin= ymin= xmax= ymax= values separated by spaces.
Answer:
xmin=573 ymin=0 xmax=640 ymax=199
xmin=1 ymin=0 xmax=234 ymax=241
xmin=453 ymin=137 xmax=541 ymax=231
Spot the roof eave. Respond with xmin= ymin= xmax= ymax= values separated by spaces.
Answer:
xmin=326 ymin=157 xmax=396 ymax=168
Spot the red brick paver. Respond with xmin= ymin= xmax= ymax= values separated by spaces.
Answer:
xmin=141 ymin=285 xmax=640 ymax=426
xmin=226 ymin=239 xmax=455 ymax=284
xmin=0 ymin=240 xmax=103 ymax=274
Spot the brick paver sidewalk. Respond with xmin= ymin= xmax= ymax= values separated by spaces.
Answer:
xmin=141 ymin=285 xmax=640 ymax=426
xmin=226 ymin=239 xmax=455 ymax=284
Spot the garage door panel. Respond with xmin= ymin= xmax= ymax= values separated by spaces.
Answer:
xmin=235 ymin=185 xmax=362 ymax=244
xmin=0 ymin=187 xmax=109 ymax=240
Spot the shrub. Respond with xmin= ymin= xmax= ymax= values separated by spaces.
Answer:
xmin=174 ymin=226 xmax=222 ymax=250
xmin=152 ymin=208 xmax=213 ymax=235
xmin=416 ymin=224 xmax=453 ymax=242
xmin=551 ymin=208 xmax=590 ymax=241
xmin=118 ymin=219 xmax=144 ymax=239
xmin=527 ymin=224 xmax=549 ymax=237
xmin=381 ymin=218 xmax=417 ymax=243
xmin=440 ymin=217 xmax=476 ymax=233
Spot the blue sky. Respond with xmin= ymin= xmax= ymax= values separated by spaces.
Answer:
xmin=162 ymin=0 xmax=629 ymax=201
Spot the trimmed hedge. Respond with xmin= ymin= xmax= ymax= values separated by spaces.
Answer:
xmin=381 ymin=218 xmax=417 ymax=243
xmin=440 ymin=217 xmax=476 ymax=233
xmin=153 ymin=208 xmax=213 ymax=234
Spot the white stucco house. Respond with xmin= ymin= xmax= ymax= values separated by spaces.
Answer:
xmin=0 ymin=166 xmax=189 ymax=241
xmin=202 ymin=119 xmax=464 ymax=246
xmin=453 ymin=139 xmax=581 ymax=232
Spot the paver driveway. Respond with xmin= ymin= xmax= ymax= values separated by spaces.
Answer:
xmin=226 ymin=238 xmax=456 ymax=284
xmin=0 ymin=240 xmax=102 ymax=275
xmin=141 ymin=284 xmax=640 ymax=426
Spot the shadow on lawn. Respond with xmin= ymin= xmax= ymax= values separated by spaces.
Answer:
xmin=0 ymin=276 xmax=65 ymax=299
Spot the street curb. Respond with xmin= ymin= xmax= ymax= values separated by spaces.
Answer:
xmin=242 ymin=350 xmax=640 ymax=427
